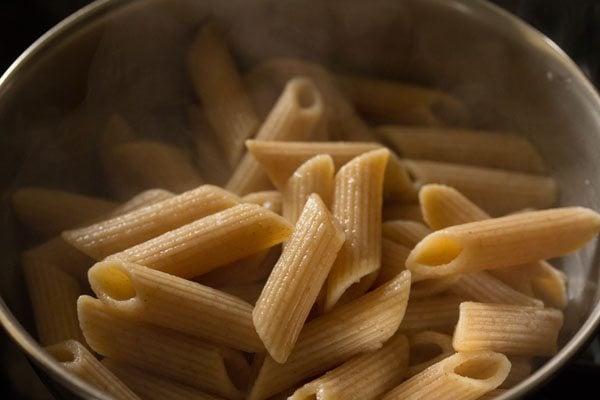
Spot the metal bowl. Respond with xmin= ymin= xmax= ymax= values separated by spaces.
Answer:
xmin=1 ymin=0 xmax=599 ymax=398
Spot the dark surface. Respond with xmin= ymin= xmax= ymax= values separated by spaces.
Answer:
xmin=0 ymin=0 xmax=599 ymax=399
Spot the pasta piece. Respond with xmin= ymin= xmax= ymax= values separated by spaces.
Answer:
xmin=383 ymin=220 xmax=431 ymax=248
xmin=187 ymin=24 xmax=259 ymax=169
xmin=381 ymin=351 xmax=510 ymax=400
xmin=106 ymin=203 xmax=292 ymax=278
xmin=419 ymin=184 xmax=489 ymax=230
xmin=246 ymin=140 xmax=415 ymax=201
xmin=89 ymin=260 xmax=263 ymax=352
xmin=103 ymin=141 xmax=204 ymax=200
xmin=420 ymin=184 xmax=567 ymax=308
xmin=407 ymin=331 xmax=454 ymax=377
xmin=216 ymin=284 xmax=264 ymax=305
xmin=109 ymin=189 xmax=174 ymax=216
xmin=325 ymin=149 xmax=389 ymax=310
xmin=242 ymin=190 xmax=283 ymax=214
xmin=337 ymin=74 xmax=469 ymax=127
xmin=22 ymin=261 xmax=85 ymax=346
xmin=383 ymin=203 xmax=424 ymax=222
xmin=407 ymin=207 xmax=600 ymax=279
xmin=188 ymin=105 xmax=232 ymax=186
xmin=489 ymin=261 xmax=567 ymax=310
xmin=403 ymin=159 xmax=557 ymax=216
xmin=253 ymin=194 xmax=345 ymax=362
xmin=46 ymin=340 xmax=140 ymax=400
xmin=63 ymin=185 xmax=239 ymax=260
xmin=102 ymin=359 xmax=223 ymax=400
xmin=410 ymin=276 xmax=459 ymax=300
xmin=453 ymin=302 xmax=564 ymax=356
xmin=450 ymin=272 xmax=544 ymax=307
xmin=244 ymin=58 xmax=375 ymax=141
xmin=289 ymin=334 xmax=409 ymax=400
xmin=247 ymin=270 xmax=411 ymax=400
xmin=226 ymin=77 xmax=324 ymax=195
xmin=501 ymin=357 xmax=532 ymax=389
xmin=375 ymin=238 xmax=411 ymax=286
xmin=195 ymin=247 xmax=280 ymax=287
xmin=12 ymin=187 xmax=118 ymax=236
xmin=78 ymin=296 xmax=248 ymax=399
xmin=377 ymin=127 xmax=545 ymax=173
xmin=22 ymin=237 xmax=92 ymax=285
xmin=246 ymin=140 xmax=381 ymax=189
xmin=282 ymin=155 xmax=335 ymax=224
xmin=399 ymin=295 xmax=463 ymax=334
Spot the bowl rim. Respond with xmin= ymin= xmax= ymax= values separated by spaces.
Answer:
xmin=1 ymin=0 xmax=600 ymax=399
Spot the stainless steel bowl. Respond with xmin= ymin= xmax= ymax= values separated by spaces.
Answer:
xmin=1 ymin=0 xmax=600 ymax=398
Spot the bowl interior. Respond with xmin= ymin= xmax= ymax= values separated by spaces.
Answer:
xmin=1 ymin=0 xmax=600 ymax=398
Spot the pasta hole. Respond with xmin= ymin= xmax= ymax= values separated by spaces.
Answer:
xmin=47 ymin=343 xmax=77 ymax=364
xmin=410 ymin=342 xmax=443 ymax=365
xmin=295 ymin=83 xmax=318 ymax=109
xmin=454 ymin=357 xmax=500 ymax=380
xmin=414 ymin=236 xmax=462 ymax=267
xmin=93 ymin=264 xmax=136 ymax=301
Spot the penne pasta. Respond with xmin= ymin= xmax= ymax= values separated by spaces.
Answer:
xmin=289 ymin=334 xmax=409 ymax=400
xmin=336 ymin=74 xmax=469 ymax=127
xmin=89 ymin=259 xmax=263 ymax=352
xmin=407 ymin=207 xmax=600 ymax=279
xmin=23 ymin=261 xmax=85 ymax=346
xmin=453 ymin=302 xmax=564 ymax=357
xmin=106 ymin=203 xmax=292 ymax=279
xmin=382 ymin=220 xmax=431 ymax=248
xmin=253 ymin=194 xmax=345 ymax=362
xmin=375 ymin=238 xmax=411 ymax=286
xmin=46 ymin=340 xmax=140 ymax=400
xmin=226 ymin=77 xmax=325 ymax=195
xmin=383 ymin=202 xmax=424 ymax=222
xmin=247 ymin=270 xmax=411 ymax=400
xmin=282 ymin=154 xmax=335 ymax=224
xmin=407 ymin=331 xmax=455 ymax=377
xmin=420 ymin=184 xmax=567 ymax=308
xmin=399 ymin=295 xmax=463 ymax=334
xmin=478 ymin=389 xmax=508 ymax=400
xmin=410 ymin=276 xmax=459 ymax=300
xmin=187 ymin=24 xmax=259 ymax=169
xmin=188 ymin=105 xmax=232 ymax=187
xmin=195 ymin=247 xmax=280 ymax=287
xmin=403 ymin=159 xmax=557 ymax=216
xmin=63 ymin=185 xmax=239 ymax=260
xmin=377 ymin=126 xmax=545 ymax=173
xmin=103 ymin=140 xmax=204 ymax=200
xmin=245 ymin=139 xmax=415 ymax=201
xmin=78 ymin=296 xmax=249 ymax=399
xmin=102 ymin=359 xmax=223 ymax=400
xmin=381 ymin=351 xmax=510 ymax=400
xmin=325 ymin=149 xmax=389 ymax=310
xmin=12 ymin=187 xmax=118 ymax=236
xmin=449 ymin=271 xmax=544 ymax=308
xmin=244 ymin=58 xmax=375 ymax=141
xmin=242 ymin=190 xmax=283 ymax=214
xmin=22 ymin=237 xmax=92 ymax=285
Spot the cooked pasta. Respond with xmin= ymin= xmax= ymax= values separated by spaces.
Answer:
xmin=88 ymin=259 xmax=263 ymax=352
xmin=253 ymin=194 xmax=345 ymax=362
xmin=226 ymin=77 xmax=325 ymax=195
xmin=407 ymin=331 xmax=454 ymax=377
xmin=106 ymin=203 xmax=292 ymax=279
xmin=46 ymin=340 xmax=140 ymax=400
xmin=325 ymin=148 xmax=389 ymax=310
xmin=453 ymin=302 xmax=564 ymax=357
xmin=63 ymin=185 xmax=239 ymax=260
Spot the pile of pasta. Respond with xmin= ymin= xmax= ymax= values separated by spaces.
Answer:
xmin=13 ymin=24 xmax=600 ymax=400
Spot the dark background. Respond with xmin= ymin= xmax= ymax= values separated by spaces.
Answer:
xmin=1 ymin=0 xmax=599 ymax=399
